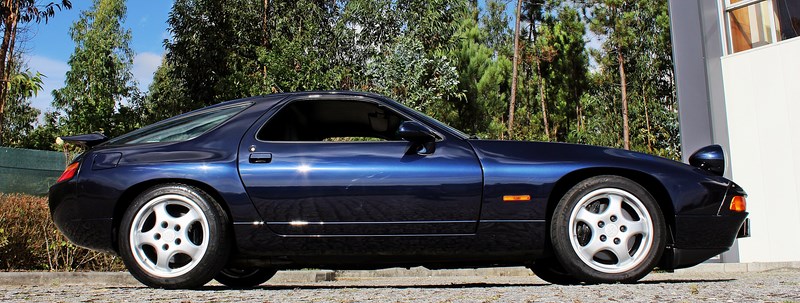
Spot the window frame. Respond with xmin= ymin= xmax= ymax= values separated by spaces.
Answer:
xmin=106 ymin=102 xmax=253 ymax=146
xmin=723 ymin=0 xmax=780 ymax=54
xmin=254 ymin=97 xmax=446 ymax=144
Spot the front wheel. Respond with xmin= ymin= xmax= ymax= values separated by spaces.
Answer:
xmin=119 ymin=184 xmax=231 ymax=289
xmin=550 ymin=175 xmax=665 ymax=283
xmin=215 ymin=267 xmax=278 ymax=288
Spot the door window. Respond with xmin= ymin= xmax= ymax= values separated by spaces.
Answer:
xmin=258 ymin=100 xmax=408 ymax=142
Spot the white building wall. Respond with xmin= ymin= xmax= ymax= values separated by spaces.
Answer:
xmin=721 ymin=37 xmax=800 ymax=262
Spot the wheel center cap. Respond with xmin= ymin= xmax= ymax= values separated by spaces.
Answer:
xmin=161 ymin=230 xmax=177 ymax=242
xmin=605 ymin=223 xmax=619 ymax=237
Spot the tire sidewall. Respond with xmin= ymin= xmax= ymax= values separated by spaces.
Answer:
xmin=118 ymin=183 xmax=230 ymax=289
xmin=551 ymin=175 xmax=666 ymax=283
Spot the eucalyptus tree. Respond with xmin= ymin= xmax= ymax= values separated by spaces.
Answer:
xmin=51 ymin=0 xmax=137 ymax=137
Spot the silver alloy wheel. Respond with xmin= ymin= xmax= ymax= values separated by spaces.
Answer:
xmin=567 ymin=188 xmax=654 ymax=274
xmin=129 ymin=194 xmax=210 ymax=278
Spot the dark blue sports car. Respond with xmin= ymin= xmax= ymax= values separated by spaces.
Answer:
xmin=49 ymin=91 xmax=749 ymax=288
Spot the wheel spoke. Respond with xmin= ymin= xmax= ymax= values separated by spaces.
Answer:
xmin=135 ymin=230 xmax=158 ymax=247
xmin=624 ymin=219 xmax=646 ymax=235
xmin=610 ymin=241 xmax=633 ymax=264
xmin=176 ymin=241 xmax=201 ymax=258
xmin=155 ymin=250 xmax=174 ymax=271
xmin=175 ymin=208 xmax=201 ymax=228
xmin=580 ymin=239 xmax=606 ymax=257
xmin=605 ymin=194 xmax=623 ymax=215
xmin=575 ymin=207 xmax=602 ymax=225
xmin=152 ymin=202 xmax=171 ymax=222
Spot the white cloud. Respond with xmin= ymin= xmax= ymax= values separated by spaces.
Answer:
xmin=25 ymin=55 xmax=69 ymax=113
xmin=132 ymin=52 xmax=162 ymax=91
xmin=24 ymin=52 xmax=162 ymax=115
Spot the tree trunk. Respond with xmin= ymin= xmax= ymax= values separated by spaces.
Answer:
xmin=508 ymin=0 xmax=522 ymax=139
xmin=618 ymin=48 xmax=629 ymax=150
xmin=0 ymin=0 xmax=20 ymax=145
xmin=537 ymin=60 xmax=549 ymax=140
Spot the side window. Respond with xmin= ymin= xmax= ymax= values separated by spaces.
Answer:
xmin=108 ymin=103 xmax=251 ymax=145
xmin=258 ymin=99 xmax=408 ymax=142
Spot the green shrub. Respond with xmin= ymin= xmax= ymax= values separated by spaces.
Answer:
xmin=0 ymin=193 xmax=124 ymax=271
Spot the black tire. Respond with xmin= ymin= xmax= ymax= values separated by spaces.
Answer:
xmin=531 ymin=258 xmax=581 ymax=285
xmin=118 ymin=184 xmax=231 ymax=289
xmin=215 ymin=267 xmax=278 ymax=288
xmin=550 ymin=175 xmax=665 ymax=283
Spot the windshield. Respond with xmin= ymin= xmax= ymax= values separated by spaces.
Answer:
xmin=107 ymin=103 xmax=251 ymax=145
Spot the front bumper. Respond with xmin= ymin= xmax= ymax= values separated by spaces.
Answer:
xmin=660 ymin=212 xmax=749 ymax=270
xmin=737 ymin=218 xmax=751 ymax=238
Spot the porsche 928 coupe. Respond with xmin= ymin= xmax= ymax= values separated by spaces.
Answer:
xmin=49 ymin=91 xmax=750 ymax=289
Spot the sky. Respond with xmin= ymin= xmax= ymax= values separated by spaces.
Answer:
xmin=22 ymin=0 xmax=173 ymax=114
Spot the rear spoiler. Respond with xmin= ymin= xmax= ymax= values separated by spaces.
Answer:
xmin=58 ymin=133 xmax=109 ymax=148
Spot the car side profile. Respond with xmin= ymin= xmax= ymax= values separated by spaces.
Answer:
xmin=49 ymin=91 xmax=749 ymax=288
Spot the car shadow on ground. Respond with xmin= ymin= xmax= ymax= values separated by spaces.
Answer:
xmin=637 ymin=278 xmax=735 ymax=285
xmin=103 ymin=278 xmax=735 ymax=291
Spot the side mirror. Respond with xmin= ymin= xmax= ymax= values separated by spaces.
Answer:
xmin=397 ymin=121 xmax=436 ymax=142
xmin=689 ymin=144 xmax=725 ymax=176
xmin=397 ymin=121 xmax=436 ymax=154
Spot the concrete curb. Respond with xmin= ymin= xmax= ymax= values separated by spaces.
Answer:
xmin=674 ymin=261 xmax=800 ymax=273
xmin=334 ymin=266 xmax=534 ymax=278
xmin=1 ymin=262 xmax=798 ymax=286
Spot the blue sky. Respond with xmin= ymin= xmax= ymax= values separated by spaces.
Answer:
xmin=24 ymin=0 xmax=172 ymax=113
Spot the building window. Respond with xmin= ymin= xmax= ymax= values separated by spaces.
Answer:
xmin=724 ymin=0 xmax=800 ymax=53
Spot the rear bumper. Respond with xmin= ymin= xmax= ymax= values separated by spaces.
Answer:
xmin=49 ymin=180 xmax=116 ymax=254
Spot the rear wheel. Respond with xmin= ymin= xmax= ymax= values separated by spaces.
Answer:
xmin=215 ymin=267 xmax=278 ymax=288
xmin=550 ymin=175 xmax=665 ymax=283
xmin=119 ymin=184 xmax=230 ymax=289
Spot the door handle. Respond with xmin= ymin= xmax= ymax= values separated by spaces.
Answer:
xmin=249 ymin=152 xmax=272 ymax=163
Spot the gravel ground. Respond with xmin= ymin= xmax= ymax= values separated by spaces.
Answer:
xmin=2 ymin=269 xmax=799 ymax=303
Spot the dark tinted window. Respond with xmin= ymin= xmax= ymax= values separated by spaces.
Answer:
xmin=777 ymin=0 xmax=800 ymax=40
xmin=258 ymin=100 xmax=407 ymax=141
xmin=108 ymin=103 xmax=250 ymax=145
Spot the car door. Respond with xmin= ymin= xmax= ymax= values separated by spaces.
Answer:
xmin=237 ymin=96 xmax=483 ymax=235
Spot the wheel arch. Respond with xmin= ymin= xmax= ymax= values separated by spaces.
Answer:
xmin=111 ymin=178 xmax=235 ymax=253
xmin=544 ymin=167 xmax=676 ymax=251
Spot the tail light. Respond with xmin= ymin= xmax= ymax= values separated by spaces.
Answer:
xmin=730 ymin=196 xmax=746 ymax=212
xmin=57 ymin=162 xmax=80 ymax=183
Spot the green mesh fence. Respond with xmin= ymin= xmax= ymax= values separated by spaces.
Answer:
xmin=0 ymin=147 xmax=67 ymax=196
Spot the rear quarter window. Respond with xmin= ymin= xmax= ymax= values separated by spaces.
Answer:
xmin=108 ymin=103 xmax=251 ymax=145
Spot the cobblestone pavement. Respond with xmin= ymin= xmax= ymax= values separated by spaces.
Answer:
xmin=2 ymin=269 xmax=799 ymax=303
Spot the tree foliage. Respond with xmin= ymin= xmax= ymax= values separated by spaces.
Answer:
xmin=51 ymin=0 xmax=138 ymax=138
xmin=0 ymin=0 xmax=71 ymax=144
xmin=16 ymin=0 xmax=680 ymax=161
xmin=1 ymin=59 xmax=41 ymax=147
